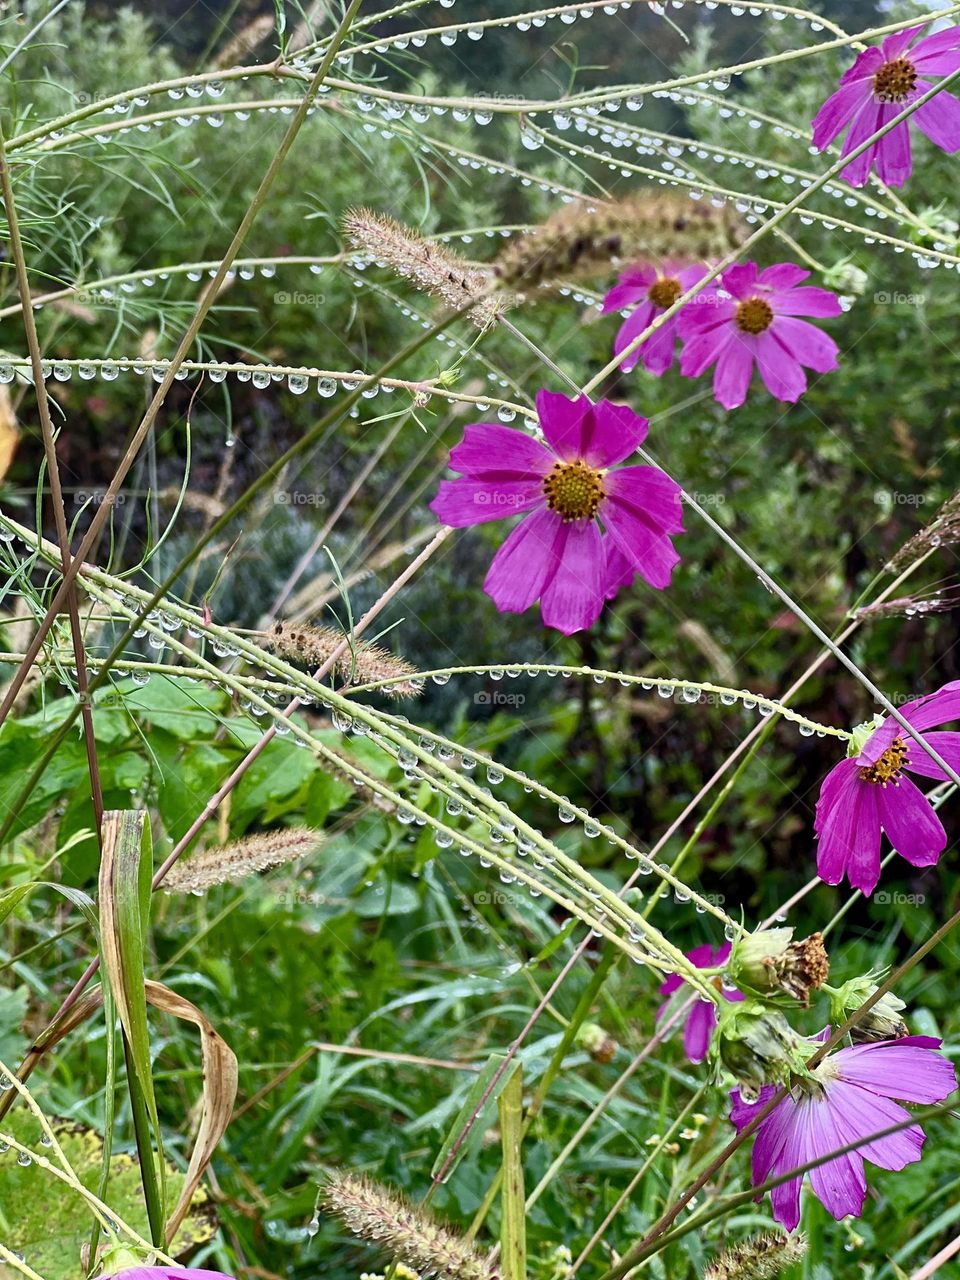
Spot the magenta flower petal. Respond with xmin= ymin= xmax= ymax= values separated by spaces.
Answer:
xmin=605 ymin=465 xmax=684 ymax=535
xmin=875 ymin=117 xmax=914 ymax=188
xmin=834 ymin=1036 xmax=957 ymax=1103
xmin=814 ymin=760 xmax=883 ymax=894
xmin=676 ymin=296 xmax=736 ymax=341
xmin=913 ymin=88 xmax=960 ymax=152
xmin=812 ymin=82 xmax=873 ymax=149
xmin=429 ymin=477 xmax=546 ymax=527
xmin=538 ymin=519 xmax=606 ymax=634
xmin=603 ymin=538 xmax=637 ymax=601
xmin=677 ymin=325 xmax=733 ymax=377
xmin=769 ymin=318 xmax=840 ymax=372
xmin=801 ymin=1103 xmax=868 ymax=1224
xmin=839 ymin=99 xmax=887 ymax=187
xmin=612 ymin=302 xmax=658 ymax=373
xmin=882 ymin=24 xmax=926 ymax=61
xmin=826 ymin=1080 xmax=924 ymax=1171
xmin=482 ymin=507 xmax=565 ymax=614
xmin=722 ymin=262 xmax=759 ymax=297
xmin=601 ymin=266 xmax=655 ymax=313
xmin=876 ymin=777 xmax=946 ymax=867
xmin=658 ymin=942 xmax=737 ymax=1065
xmin=911 ymin=25 xmax=960 ymax=65
xmin=588 ymin=400 xmax=650 ymax=466
xmin=114 ymin=1271 xmax=234 ymax=1280
xmin=755 ymin=334 xmax=807 ymax=403
xmin=602 ymin=468 xmax=683 ymax=589
xmin=772 ymin=288 xmax=845 ymax=319
xmin=759 ymin=264 xmax=810 ymax=290
xmin=901 ymin=730 xmax=960 ymax=782
xmin=535 ymin=389 xmax=595 ymax=461
xmin=448 ymin=422 xmax=554 ymax=479
xmin=712 ymin=336 xmax=754 ymax=409
xmin=683 ymin=999 xmax=718 ymax=1064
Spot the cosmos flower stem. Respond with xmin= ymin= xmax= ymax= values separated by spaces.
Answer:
xmin=579 ymin=61 xmax=960 ymax=396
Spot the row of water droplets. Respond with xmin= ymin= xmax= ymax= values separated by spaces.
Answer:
xmin=313 ymin=0 xmax=829 ymax=68
xmin=0 ymin=358 xmax=532 ymax=420
xmin=338 ymin=691 xmax=745 ymax=931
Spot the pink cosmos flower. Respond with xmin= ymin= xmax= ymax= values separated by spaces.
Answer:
xmin=812 ymin=24 xmax=960 ymax=188
xmin=658 ymin=942 xmax=744 ymax=1064
xmin=814 ymin=681 xmax=960 ymax=895
xmin=677 ymin=263 xmax=841 ymax=410
xmin=112 ymin=1270 xmax=234 ymax=1280
xmin=730 ymin=1036 xmax=957 ymax=1232
xmin=601 ymin=261 xmax=709 ymax=376
xmin=429 ymin=390 xmax=683 ymax=634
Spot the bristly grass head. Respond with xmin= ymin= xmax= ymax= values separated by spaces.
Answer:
xmin=704 ymin=1231 xmax=807 ymax=1280
xmin=322 ymin=1172 xmax=501 ymax=1280
xmin=265 ymin=622 xmax=422 ymax=697
xmin=343 ymin=208 xmax=511 ymax=328
xmin=887 ymin=489 xmax=960 ymax=571
xmin=162 ymin=828 xmax=322 ymax=894
xmin=493 ymin=192 xmax=746 ymax=290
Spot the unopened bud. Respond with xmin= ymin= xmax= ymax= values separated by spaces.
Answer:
xmin=829 ymin=976 xmax=909 ymax=1043
xmin=715 ymin=1002 xmax=801 ymax=1091
xmin=576 ymin=1022 xmax=618 ymax=1063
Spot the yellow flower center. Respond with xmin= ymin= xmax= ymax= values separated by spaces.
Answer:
xmin=735 ymin=296 xmax=774 ymax=335
xmin=647 ymin=275 xmax=683 ymax=309
xmin=542 ymin=459 xmax=605 ymax=522
xmin=873 ymin=57 xmax=917 ymax=103
xmin=859 ymin=737 xmax=909 ymax=786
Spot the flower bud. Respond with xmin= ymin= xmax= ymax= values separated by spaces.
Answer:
xmin=576 ymin=1022 xmax=618 ymax=1063
xmin=715 ymin=1002 xmax=801 ymax=1091
xmin=829 ymin=976 xmax=909 ymax=1042
xmin=728 ymin=929 xmax=829 ymax=1005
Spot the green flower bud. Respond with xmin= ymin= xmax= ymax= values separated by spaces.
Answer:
xmin=576 ymin=1022 xmax=618 ymax=1063
xmin=715 ymin=1001 xmax=802 ymax=1092
xmin=847 ymin=714 xmax=884 ymax=758
xmin=829 ymin=976 xmax=908 ymax=1043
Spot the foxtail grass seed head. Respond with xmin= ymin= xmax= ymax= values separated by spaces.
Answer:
xmin=704 ymin=1231 xmax=807 ymax=1280
xmin=163 ymin=828 xmax=322 ymax=894
xmin=322 ymin=1173 xmax=500 ymax=1280
xmin=343 ymin=208 xmax=510 ymax=327
xmin=730 ymin=929 xmax=829 ymax=1006
xmin=887 ymin=488 xmax=960 ymax=571
xmin=493 ymin=192 xmax=746 ymax=289
xmin=266 ymin=622 xmax=421 ymax=698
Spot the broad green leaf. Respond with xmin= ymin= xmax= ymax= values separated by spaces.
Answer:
xmin=0 ymin=1112 xmax=214 ymax=1280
